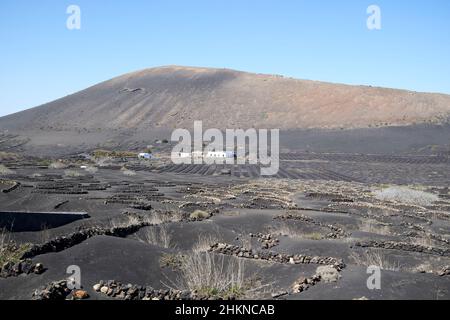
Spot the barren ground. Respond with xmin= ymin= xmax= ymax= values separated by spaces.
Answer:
xmin=1 ymin=149 xmax=449 ymax=300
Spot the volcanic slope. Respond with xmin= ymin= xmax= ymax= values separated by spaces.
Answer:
xmin=1 ymin=66 xmax=450 ymax=132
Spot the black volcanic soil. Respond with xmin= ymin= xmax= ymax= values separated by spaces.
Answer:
xmin=1 ymin=66 xmax=449 ymax=300
xmin=1 ymin=66 xmax=449 ymax=160
xmin=1 ymin=124 xmax=450 ymax=159
xmin=1 ymin=66 xmax=450 ymax=132
xmin=1 ymin=159 xmax=449 ymax=300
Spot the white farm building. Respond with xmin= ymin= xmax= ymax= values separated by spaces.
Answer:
xmin=206 ymin=151 xmax=236 ymax=158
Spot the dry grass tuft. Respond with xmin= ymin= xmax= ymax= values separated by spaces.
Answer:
xmin=166 ymin=252 xmax=258 ymax=299
xmin=110 ymin=215 xmax=141 ymax=229
xmin=0 ymin=164 xmax=15 ymax=175
xmin=0 ymin=228 xmax=8 ymax=253
xmin=137 ymin=225 xmax=174 ymax=249
xmin=192 ymin=234 xmax=221 ymax=253
xmin=189 ymin=210 xmax=210 ymax=220
xmin=142 ymin=211 xmax=183 ymax=225
xmin=39 ymin=224 xmax=51 ymax=245
xmin=0 ymin=228 xmax=32 ymax=267
xmin=121 ymin=167 xmax=136 ymax=176
xmin=411 ymin=262 xmax=435 ymax=274
xmin=94 ymin=157 xmax=112 ymax=167
xmin=49 ymin=161 xmax=68 ymax=169
xmin=64 ymin=170 xmax=83 ymax=177
xmin=162 ymin=229 xmax=272 ymax=299
xmin=350 ymin=249 xmax=401 ymax=271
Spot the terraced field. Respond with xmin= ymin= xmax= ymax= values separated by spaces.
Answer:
xmin=1 ymin=154 xmax=449 ymax=300
xmin=150 ymin=153 xmax=450 ymax=186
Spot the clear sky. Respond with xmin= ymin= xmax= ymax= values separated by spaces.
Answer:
xmin=1 ymin=0 xmax=449 ymax=117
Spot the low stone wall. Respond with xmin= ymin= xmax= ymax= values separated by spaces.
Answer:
xmin=0 ymin=259 xmax=44 ymax=278
xmin=32 ymin=280 xmax=89 ymax=300
xmin=208 ymin=243 xmax=346 ymax=271
xmin=93 ymin=280 xmax=196 ymax=300
xmin=274 ymin=213 xmax=349 ymax=239
xmin=355 ymin=240 xmax=450 ymax=256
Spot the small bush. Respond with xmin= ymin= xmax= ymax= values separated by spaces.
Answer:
xmin=84 ymin=166 xmax=98 ymax=174
xmin=0 ymin=229 xmax=32 ymax=267
xmin=142 ymin=211 xmax=182 ymax=225
xmin=110 ymin=215 xmax=141 ymax=230
xmin=64 ymin=170 xmax=82 ymax=177
xmin=121 ymin=167 xmax=136 ymax=176
xmin=0 ymin=165 xmax=14 ymax=175
xmin=315 ymin=265 xmax=341 ymax=283
xmin=192 ymin=234 xmax=220 ymax=253
xmin=190 ymin=210 xmax=210 ymax=220
xmin=49 ymin=161 xmax=67 ymax=169
xmin=0 ymin=228 xmax=8 ymax=253
xmin=94 ymin=157 xmax=112 ymax=167
xmin=175 ymin=252 xmax=248 ymax=299
xmin=374 ymin=186 xmax=439 ymax=206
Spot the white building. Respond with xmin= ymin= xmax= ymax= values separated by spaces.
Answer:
xmin=206 ymin=151 xmax=236 ymax=158
xmin=138 ymin=153 xmax=153 ymax=160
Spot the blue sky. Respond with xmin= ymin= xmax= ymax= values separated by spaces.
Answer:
xmin=1 ymin=0 xmax=449 ymax=117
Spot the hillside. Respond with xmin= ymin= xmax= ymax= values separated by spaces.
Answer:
xmin=1 ymin=66 xmax=450 ymax=131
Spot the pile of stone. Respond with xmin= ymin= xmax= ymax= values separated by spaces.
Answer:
xmin=249 ymin=233 xmax=279 ymax=249
xmin=439 ymin=266 xmax=450 ymax=276
xmin=275 ymin=214 xmax=349 ymax=239
xmin=0 ymin=259 xmax=45 ymax=278
xmin=93 ymin=280 xmax=195 ymax=300
xmin=292 ymin=274 xmax=322 ymax=294
xmin=355 ymin=240 xmax=450 ymax=256
xmin=209 ymin=243 xmax=345 ymax=271
xmin=32 ymin=280 xmax=89 ymax=300
xmin=291 ymin=265 xmax=342 ymax=295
